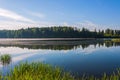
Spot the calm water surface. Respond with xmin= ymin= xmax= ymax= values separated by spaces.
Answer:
xmin=0 ymin=39 xmax=120 ymax=77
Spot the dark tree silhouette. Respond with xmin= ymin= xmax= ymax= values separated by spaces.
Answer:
xmin=0 ymin=26 xmax=120 ymax=38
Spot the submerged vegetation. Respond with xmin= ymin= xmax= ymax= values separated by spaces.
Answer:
xmin=0 ymin=26 xmax=120 ymax=38
xmin=0 ymin=62 xmax=120 ymax=80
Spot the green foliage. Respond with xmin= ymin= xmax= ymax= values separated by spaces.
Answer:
xmin=1 ymin=62 xmax=120 ymax=80
xmin=112 ymin=39 xmax=120 ymax=42
xmin=3 ymin=62 xmax=74 ymax=80
xmin=0 ymin=26 xmax=120 ymax=38
xmin=0 ymin=54 xmax=11 ymax=65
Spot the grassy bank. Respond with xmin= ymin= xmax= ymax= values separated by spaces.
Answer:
xmin=0 ymin=62 xmax=120 ymax=80
xmin=1 ymin=54 xmax=120 ymax=80
xmin=1 ymin=62 xmax=74 ymax=80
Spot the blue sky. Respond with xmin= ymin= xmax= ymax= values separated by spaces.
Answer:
xmin=0 ymin=0 xmax=120 ymax=30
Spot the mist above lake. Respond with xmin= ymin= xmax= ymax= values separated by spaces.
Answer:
xmin=0 ymin=38 xmax=120 ymax=77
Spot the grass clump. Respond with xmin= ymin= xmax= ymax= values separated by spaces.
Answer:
xmin=11 ymin=66 xmax=120 ymax=80
xmin=76 ymin=69 xmax=120 ymax=80
xmin=0 ymin=54 xmax=11 ymax=65
xmin=1 ymin=61 xmax=120 ymax=80
xmin=4 ymin=64 xmax=120 ymax=80
xmin=5 ymin=62 xmax=74 ymax=80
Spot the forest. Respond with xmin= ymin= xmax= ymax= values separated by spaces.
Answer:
xmin=0 ymin=26 xmax=120 ymax=38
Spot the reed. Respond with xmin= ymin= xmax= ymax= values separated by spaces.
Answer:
xmin=0 ymin=54 xmax=11 ymax=65
xmin=1 ymin=62 xmax=120 ymax=80
xmin=5 ymin=62 xmax=74 ymax=80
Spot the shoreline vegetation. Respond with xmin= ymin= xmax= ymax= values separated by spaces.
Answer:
xmin=1 ymin=62 xmax=120 ymax=80
xmin=1 ymin=54 xmax=120 ymax=80
xmin=0 ymin=26 xmax=120 ymax=38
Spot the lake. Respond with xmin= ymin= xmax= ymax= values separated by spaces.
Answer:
xmin=0 ymin=38 xmax=120 ymax=77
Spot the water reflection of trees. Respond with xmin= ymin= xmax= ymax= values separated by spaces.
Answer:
xmin=0 ymin=40 xmax=120 ymax=50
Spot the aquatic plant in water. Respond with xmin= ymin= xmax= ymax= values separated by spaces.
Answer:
xmin=0 ymin=61 xmax=120 ymax=80
xmin=2 ymin=62 xmax=120 ymax=80
xmin=5 ymin=62 xmax=74 ymax=80
xmin=0 ymin=54 xmax=11 ymax=65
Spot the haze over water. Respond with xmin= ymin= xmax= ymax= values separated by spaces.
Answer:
xmin=0 ymin=39 xmax=120 ymax=77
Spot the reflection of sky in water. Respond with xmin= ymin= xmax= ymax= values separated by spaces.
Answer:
xmin=0 ymin=44 xmax=120 ymax=77
xmin=0 ymin=45 xmax=103 ymax=63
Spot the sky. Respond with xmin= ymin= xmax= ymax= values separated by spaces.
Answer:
xmin=0 ymin=0 xmax=120 ymax=30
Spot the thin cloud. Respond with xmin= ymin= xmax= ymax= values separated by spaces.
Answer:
xmin=0 ymin=8 xmax=34 ymax=23
xmin=29 ymin=12 xmax=46 ymax=18
xmin=73 ymin=21 xmax=120 ymax=31
xmin=0 ymin=21 xmax=38 ymax=30
xmin=25 ymin=10 xmax=46 ymax=19
xmin=62 ymin=22 xmax=69 ymax=26
xmin=0 ymin=21 xmax=57 ymax=30
xmin=75 ymin=21 xmax=108 ymax=31
xmin=76 ymin=21 xmax=98 ymax=30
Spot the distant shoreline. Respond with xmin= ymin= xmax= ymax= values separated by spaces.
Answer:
xmin=0 ymin=38 xmax=97 ymax=41
xmin=0 ymin=27 xmax=120 ymax=39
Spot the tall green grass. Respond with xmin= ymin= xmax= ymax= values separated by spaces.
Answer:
xmin=0 ymin=62 xmax=120 ymax=80
xmin=1 ymin=62 xmax=120 ymax=80
xmin=0 ymin=58 xmax=120 ymax=80
xmin=0 ymin=54 xmax=11 ymax=65
xmin=4 ymin=62 xmax=74 ymax=80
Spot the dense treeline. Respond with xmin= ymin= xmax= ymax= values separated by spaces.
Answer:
xmin=0 ymin=26 xmax=120 ymax=38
